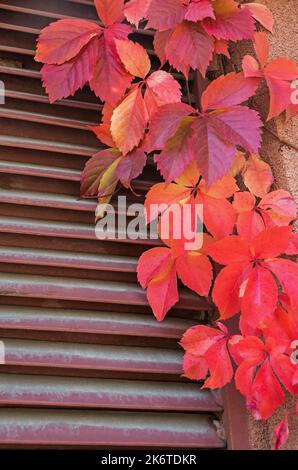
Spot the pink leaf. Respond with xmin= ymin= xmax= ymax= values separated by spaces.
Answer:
xmin=94 ymin=0 xmax=125 ymax=26
xmin=124 ymin=0 xmax=152 ymax=27
xmin=36 ymin=19 xmax=101 ymax=65
xmin=146 ymin=0 xmax=186 ymax=31
xmin=165 ymin=21 xmax=214 ymax=77
xmin=201 ymin=72 xmax=259 ymax=111
xmin=41 ymin=38 xmax=98 ymax=103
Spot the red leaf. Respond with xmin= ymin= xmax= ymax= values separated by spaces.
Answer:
xmin=89 ymin=102 xmax=115 ymax=147
xmin=232 ymin=337 xmax=286 ymax=420
xmin=80 ymin=148 xmax=122 ymax=197
xmin=35 ymin=19 xmax=101 ymax=65
xmin=191 ymin=117 xmax=236 ymax=184
xmin=144 ymin=71 xmax=182 ymax=119
xmin=241 ymin=266 xmax=278 ymax=332
xmin=147 ymin=260 xmax=179 ymax=321
xmin=266 ymin=259 xmax=298 ymax=311
xmin=285 ymin=232 xmax=298 ymax=255
xmin=137 ymin=247 xmax=178 ymax=321
xmin=41 ymin=38 xmax=97 ymax=103
xmin=94 ymin=0 xmax=125 ymax=26
xmin=212 ymin=262 xmax=251 ymax=319
xmin=201 ymin=72 xmax=259 ymax=111
xmin=184 ymin=0 xmax=215 ymax=22
xmin=265 ymin=58 xmax=298 ymax=120
xmin=203 ymin=195 xmax=236 ymax=239
xmin=90 ymin=25 xmax=133 ymax=105
xmin=191 ymin=105 xmax=262 ymax=184
xmin=214 ymin=39 xmax=230 ymax=58
xmin=209 ymin=235 xmax=251 ymax=265
xmin=148 ymin=102 xmax=194 ymax=151
xmin=183 ymin=353 xmax=208 ymax=380
xmin=146 ymin=0 xmax=186 ymax=31
xmin=176 ymin=251 xmax=213 ymax=297
xmin=116 ymin=147 xmax=147 ymax=188
xmin=111 ymin=87 xmax=148 ymax=155
xmin=181 ymin=323 xmax=233 ymax=388
xmin=165 ymin=21 xmax=214 ymax=77
xmin=124 ymin=0 xmax=151 ymax=27
xmin=153 ymin=30 xmax=172 ymax=66
xmin=115 ymin=39 xmax=151 ymax=78
xmin=243 ymin=3 xmax=274 ymax=33
xmin=242 ymin=155 xmax=273 ymax=197
xmin=154 ymin=117 xmax=195 ymax=182
xmin=246 ymin=359 xmax=285 ymax=420
xmin=251 ymin=226 xmax=292 ymax=259
xmin=203 ymin=0 xmax=255 ymax=41
xmin=253 ymin=31 xmax=269 ymax=68
xmin=145 ymin=181 xmax=190 ymax=224
xmin=137 ymin=247 xmax=172 ymax=287
xmin=258 ymin=190 xmax=297 ymax=226
xmin=274 ymin=415 xmax=289 ymax=450
xmin=211 ymin=107 xmax=262 ymax=154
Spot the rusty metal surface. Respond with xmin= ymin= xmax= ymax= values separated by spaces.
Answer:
xmin=0 ymin=0 xmax=225 ymax=449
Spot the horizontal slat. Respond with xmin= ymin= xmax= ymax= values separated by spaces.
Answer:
xmin=0 ymin=108 xmax=97 ymax=130
xmin=0 ymin=408 xmax=224 ymax=448
xmin=0 ymin=135 xmax=98 ymax=156
xmin=0 ymin=273 xmax=211 ymax=310
xmin=0 ymin=373 xmax=222 ymax=412
xmin=0 ymin=188 xmax=98 ymax=211
xmin=2 ymin=338 xmax=183 ymax=374
xmin=0 ymin=246 xmax=138 ymax=271
xmin=0 ymin=305 xmax=196 ymax=339
xmin=0 ymin=160 xmax=154 ymax=192
xmin=0 ymin=214 xmax=158 ymax=246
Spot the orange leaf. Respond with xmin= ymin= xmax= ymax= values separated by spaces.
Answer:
xmin=115 ymin=39 xmax=151 ymax=78
xmin=111 ymin=87 xmax=148 ymax=155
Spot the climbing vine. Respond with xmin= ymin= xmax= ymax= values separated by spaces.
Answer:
xmin=35 ymin=0 xmax=298 ymax=449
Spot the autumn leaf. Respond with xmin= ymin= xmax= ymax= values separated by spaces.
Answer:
xmin=209 ymin=227 xmax=293 ymax=329
xmin=137 ymin=233 xmax=213 ymax=320
xmin=242 ymin=154 xmax=273 ymax=197
xmin=80 ymin=148 xmax=122 ymax=198
xmin=94 ymin=0 xmax=125 ymax=26
xmin=274 ymin=415 xmax=289 ymax=450
xmin=111 ymin=87 xmax=148 ymax=155
xmin=115 ymin=39 xmax=151 ymax=78
xmin=230 ymin=332 xmax=297 ymax=420
xmin=202 ymin=0 xmax=255 ymax=41
xmin=146 ymin=0 xmax=186 ymax=31
xmin=241 ymin=2 xmax=274 ymax=33
xmin=144 ymin=71 xmax=182 ymax=119
xmin=185 ymin=0 xmax=215 ymax=22
xmin=116 ymin=147 xmax=147 ymax=188
xmin=90 ymin=24 xmax=133 ymax=105
xmin=35 ymin=19 xmax=101 ymax=65
xmin=181 ymin=322 xmax=234 ymax=389
xmin=243 ymin=32 xmax=298 ymax=119
xmin=41 ymin=38 xmax=98 ymax=103
xmin=124 ymin=0 xmax=152 ymax=27
xmin=165 ymin=21 xmax=214 ymax=77
xmin=145 ymin=161 xmax=237 ymax=239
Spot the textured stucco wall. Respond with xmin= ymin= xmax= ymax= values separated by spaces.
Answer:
xmin=230 ymin=0 xmax=298 ymax=450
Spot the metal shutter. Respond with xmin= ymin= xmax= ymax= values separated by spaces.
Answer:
xmin=0 ymin=0 xmax=225 ymax=449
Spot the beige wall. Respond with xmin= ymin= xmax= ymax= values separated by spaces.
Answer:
xmin=231 ymin=0 xmax=298 ymax=450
